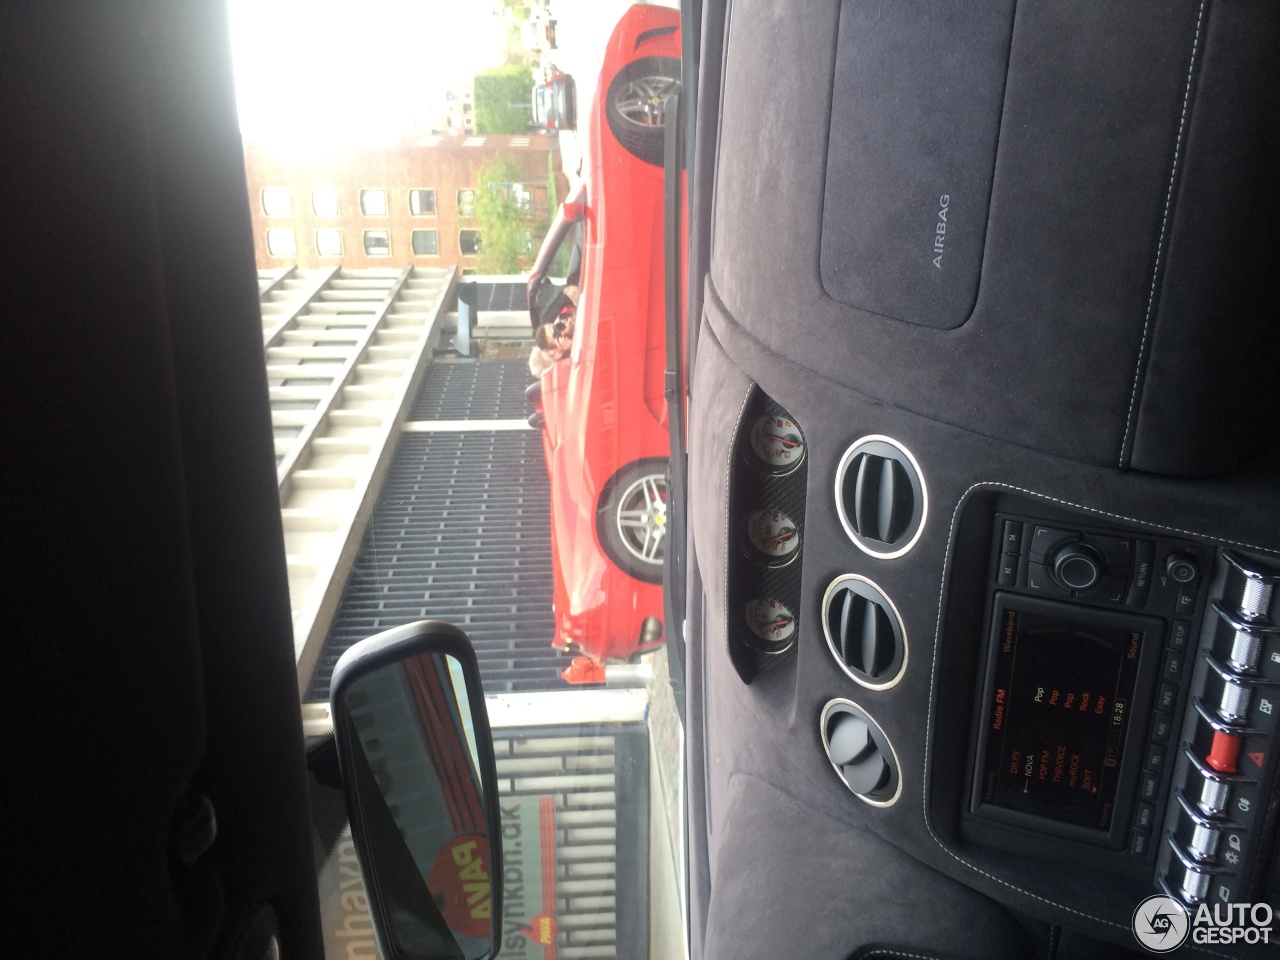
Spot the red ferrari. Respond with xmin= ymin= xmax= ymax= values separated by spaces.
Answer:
xmin=526 ymin=4 xmax=682 ymax=669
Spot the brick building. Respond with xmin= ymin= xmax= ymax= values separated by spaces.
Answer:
xmin=243 ymin=134 xmax=565 ymax=270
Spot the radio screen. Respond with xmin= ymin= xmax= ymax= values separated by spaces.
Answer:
xmin=978 ymin=601 xmax=1144 ymax=832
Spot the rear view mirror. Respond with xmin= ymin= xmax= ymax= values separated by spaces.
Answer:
xmin=331 ymin=621 xmax=503 ymax=960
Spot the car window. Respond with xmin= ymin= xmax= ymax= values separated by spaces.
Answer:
xmin=546 ymin=221 xmax=581 ymax=281
xmin=229 ymin=2 xmax=686 ymax=958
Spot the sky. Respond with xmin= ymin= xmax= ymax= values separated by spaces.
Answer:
xmin=227 ymin=0 xmax=508 ymax=148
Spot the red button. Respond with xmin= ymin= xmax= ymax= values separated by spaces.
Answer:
xmin=1206 ymin=731 xmax=1242 ymax=774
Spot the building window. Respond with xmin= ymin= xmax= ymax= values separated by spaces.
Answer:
xmin=459 ymin=230 xmax=481 ymax=256
xmin=408 ymin=189 xmax=437 ymax=217
xmin=261 ymin=187 xmax=292 ymax=218
xmin=363 ymin=230 xmax=391 ymax=257
xmin=315 ymin=229 xmax=343 ymax=258
xmin=311 ymin=188 xmax=340 ymax=217
xmin=265 ymin=228 xmax=296 ymax=257
xmin=359 ymin=189 xmax=388 ymax=217
xmin=456 ymin=189 xmax=476 ymax=218
xmin=411 ymin=230 xmax=439 ymax=256
xmin=462 ymin=136 xmax=486 ymax=147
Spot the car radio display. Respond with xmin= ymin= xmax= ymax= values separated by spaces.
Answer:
xmin=977 ymin=599 xmax=1145 ymax=833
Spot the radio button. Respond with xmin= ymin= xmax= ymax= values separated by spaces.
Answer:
xmin=1140 ymin=771 xmax=1160 ymax=802
xmin=1134 ymin=801 xmax=1156 ymax=832
xmin=1093 ymin=535 xmax=1133 ymax=572
xmin=997 ymin=553 xmax=1019 ymax=586
xmin=1162 ymin=649 xmax=1186 ymax=683
xmin=1144 ymin=743 xmax=1168 ymax=775
xmin=1150 ymin=712 xmax=1172 ymax=744
xmin=1127 ymin=540 xmax=1155 ymax=607
xmin=1168 ymin=620 xmax=1192 ymax=651
xmin=1175 ymin=586 xmax=1198 ymax=616
xmin=1025 ymin=562 xmax=1067 ymax=596
xmin=1157 ymin=683 xmax=1178 ymax=712
xmin=1001 ymin=520 xmax=1024 ymax=553
xmin=1028 ymin=525 xmax=1075 ymax=562
xmin=1131 ymin=831 xmax=1151 ymax=856
xmin=1102 ymin=575 xmax=1127 ymax=604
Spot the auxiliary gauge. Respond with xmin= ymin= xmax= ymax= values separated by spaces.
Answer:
xmin=744 ymin=598 xmax=797 ymax=647
xmin=744 ymin=509 xmax=801 ymax=561
xmin=748 ymin=414 xmax=806 ymax=472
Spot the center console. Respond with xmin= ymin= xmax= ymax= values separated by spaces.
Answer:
xmin=942 ymin=495 xmax=1280 ymax=911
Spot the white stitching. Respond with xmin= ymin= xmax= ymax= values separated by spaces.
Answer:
xmin=1120 ymin=0 xmax=1206 ymax=467
xmin=922 ymin=481 xmax=1269 ymax=958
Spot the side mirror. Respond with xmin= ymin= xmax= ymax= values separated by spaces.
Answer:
xmin=330 ymin=621 xmax=503 ymax=960
xmin=561 ymin=185 xmax=585 ymax=222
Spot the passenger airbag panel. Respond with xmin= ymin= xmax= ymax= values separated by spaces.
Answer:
xmin=821 ymin=0 xmax=1014 ymax=329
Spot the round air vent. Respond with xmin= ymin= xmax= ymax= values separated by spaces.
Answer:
xmin=820 ymin=699 xmax=901 ymax=807
xmin=834 ymin=436 xmax=927 ymax=559
xmin=821 ymin=575 xmax=907 ymax=690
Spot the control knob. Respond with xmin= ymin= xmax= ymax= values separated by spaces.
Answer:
xmin=1166 ymin=551 xmax=1200 ymax=585
xmin=1051 ymin=542 xmax=1105 ymax=592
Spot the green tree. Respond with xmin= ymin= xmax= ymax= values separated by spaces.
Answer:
xmin=472 ymin=156 xmax=549 ymax=274
xmin=473 ymin=66 xmax=533 ymax=135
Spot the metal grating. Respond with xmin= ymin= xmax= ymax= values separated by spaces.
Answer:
xmin=305 ymin=429 xmax=562 ymax=700
xmin=474 ymin=281 xmax=527 ymax=312
xmin=494 ymin=726 xmax=649 ymax=960
xmin=409 ymin=358 xmax=536 ymax=421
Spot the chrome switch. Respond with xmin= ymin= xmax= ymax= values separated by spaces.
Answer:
xmin=1188 ymin=822 xmax=1221 ymax=862
xmin=1198 ymin=776 xmax=1230 ymax=817
xmin=1180 ymin=866 xmax=1210 ymax=904
xmin=1218 ymin=679 xmax=1251 ymax=723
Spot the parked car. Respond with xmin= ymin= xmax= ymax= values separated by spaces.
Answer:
xmin=532 ymin=71 xmax=576 ymax=131
xmin=525 ymin=3 xmax=682 ymax=667
xmin=519 ymin=12 xmax=557 ymax=54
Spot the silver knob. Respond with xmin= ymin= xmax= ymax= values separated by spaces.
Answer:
xmin=1199 ymin=777 xmax=1230 ymax=817
xmin=1241 ymin=578 xmax=1274 ymax=621
xmin=1219 ymin=680 xmax=1251 ymax=723
xmin=1188 ymin=823 xmax=1221 ymax=862
xmin=1181 ymin=866 xmax=1210 ymax=904
xmin=1228 ymin=628 xmax=1261 ymax=674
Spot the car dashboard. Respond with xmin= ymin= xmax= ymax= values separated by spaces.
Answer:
xmin=683 ymin=0 xmax=1280 ymax=957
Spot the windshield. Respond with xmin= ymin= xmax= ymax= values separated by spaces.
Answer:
xmin=229 ymin=1 xmax=687 ymax=957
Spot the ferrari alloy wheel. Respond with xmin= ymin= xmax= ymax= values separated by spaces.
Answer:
xmin=605 ymin=56 xmax=681 ymax=166
xmin=597 ymin=458 xmax=669 ymax=583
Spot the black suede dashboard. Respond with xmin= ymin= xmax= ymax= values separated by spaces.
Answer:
xmin=689 ymin=1 xmax=1280 ymax=956
xmin=688 ymin=280 xmax=1280 ymax=959
xmin=707 ymin=0 xmax=1280 ymax=478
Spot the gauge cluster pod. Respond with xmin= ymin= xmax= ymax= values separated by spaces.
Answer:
xmin=726 ymin=389 xmax=810 ymax=682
